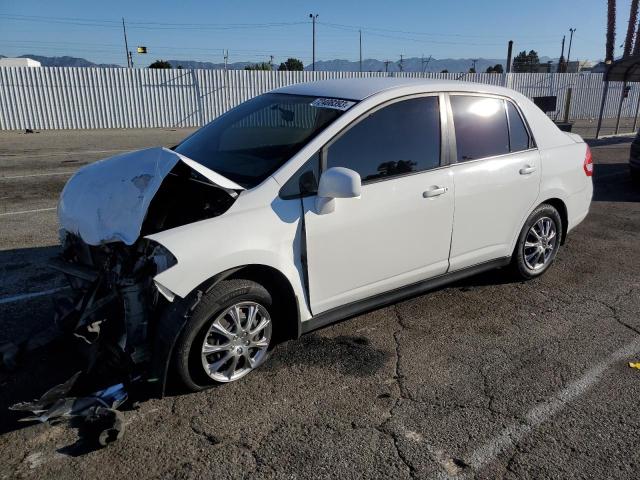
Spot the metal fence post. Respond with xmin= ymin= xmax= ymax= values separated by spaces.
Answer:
xmin=596 ymin=80 xmax=609 ymax=139
xmin=615 ymin=81 xmax=627 ymax=134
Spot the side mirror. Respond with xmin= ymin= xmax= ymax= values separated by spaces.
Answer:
xmin=315 ymin=167 xmax=361 ymax=214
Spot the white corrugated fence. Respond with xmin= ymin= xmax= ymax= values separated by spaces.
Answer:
xmin=0 ymin=68 xmax=637 ymax=130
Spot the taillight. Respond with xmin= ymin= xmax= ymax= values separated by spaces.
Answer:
xmin=583 ymin=146 xmax=593 ymax=177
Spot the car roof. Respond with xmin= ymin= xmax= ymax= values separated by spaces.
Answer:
xmin=273 ymin=77 xmax=512 ymax=101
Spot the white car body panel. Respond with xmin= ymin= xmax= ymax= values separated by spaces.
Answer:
xmin=303 ymin=167 xmax=454 ymax=314
xmin=75 ymin=78 xmax=592 ymax=332
xmin=147 ymin=177 xmax=313 ymax=321
xmin=448 ymin=149 xmax=541 ymax=270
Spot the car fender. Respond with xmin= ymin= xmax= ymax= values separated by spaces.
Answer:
xmin=146 ymin=179 xmax=311 ymax=322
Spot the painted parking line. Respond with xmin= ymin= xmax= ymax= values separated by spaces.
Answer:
xmin=0 ymin=148 xmax=127 ymax=159
xmin=0 ymin=207 xmax=56 ymax=217
xmin=0 ymin=171 xmax=75 ymax=180
xmin=0 ymin=287 xmax=68 ymax=305
xmin=435 ymin=336 xmax=640 ymax=479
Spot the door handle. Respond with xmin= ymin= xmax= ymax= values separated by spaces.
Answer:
xmin=423 ymin=186 xmax=448 ymax=198
xmin=519 ymin=165 xmax=537 ymax=175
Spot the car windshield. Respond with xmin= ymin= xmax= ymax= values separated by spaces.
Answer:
xmin=175 ymin=93 xmax=354 ymax=188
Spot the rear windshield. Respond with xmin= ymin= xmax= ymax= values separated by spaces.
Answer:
xmin=175 ymin=93 xmax=354 ymax=188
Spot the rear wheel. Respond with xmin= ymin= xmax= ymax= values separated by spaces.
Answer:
xmin=172 ymin=279 xmax=273 ymax=391
xmin=512 ymin=204 xmax=562 ymax=280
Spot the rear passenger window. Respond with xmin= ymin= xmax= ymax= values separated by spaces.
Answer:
xmin=450 ymin=96 xmax=509 ymax=162
xmin=326 ymin=96 xmax=441 ymax=182
xmin=506 ymin=101 xmax=531 ymax=152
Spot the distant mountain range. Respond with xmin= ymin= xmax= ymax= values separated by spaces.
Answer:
xmin=0 ymin=54 xmax=120 ymax=68
xmin=162 ymin=56 xmax=553 ymax=72
xmin=2 ymin=54 xmax=555 ymax=73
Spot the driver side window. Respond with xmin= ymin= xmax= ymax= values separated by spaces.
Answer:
xmin=325 ymin=96 xmax=441 ymax=183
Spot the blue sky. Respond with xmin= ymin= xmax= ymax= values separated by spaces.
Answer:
xmin=0 ymin=0 xmax=631 ymax=66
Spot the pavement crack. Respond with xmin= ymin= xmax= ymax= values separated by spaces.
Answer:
xmin=479 ymin=364 xmax=501 ymax=416
xmin=189 ymin=416 xmax=221 ymax=445
xmin=374 ymin=424 xmax=417 ymax=479
xmin=593 ymin=288 xmax=640 ymax=336
xmin=392 ymin=304 xmax=410 ymax=400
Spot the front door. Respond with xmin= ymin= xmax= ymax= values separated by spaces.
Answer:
xmin=302 ymin=95 xmax=455 ymax=314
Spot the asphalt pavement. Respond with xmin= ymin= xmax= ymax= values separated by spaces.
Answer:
xmin=0 ymin=128 xmax=639 ymax=479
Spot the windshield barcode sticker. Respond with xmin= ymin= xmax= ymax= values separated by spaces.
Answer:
xmin=310 ymin=98 xmax=356 ymax=111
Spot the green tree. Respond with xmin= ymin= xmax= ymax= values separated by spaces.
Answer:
xmin=149 ymin=59 xmax=172 ymax=69
xmin=468 ymin=67 xmax=477 ymax=73
xmin=440 ymin=69 xmax=449 ymax=73
xmin=486 ymin=63 xmax=504 ymax=73
xmin=244 ymin=62 xmax=272 ymax=71
xmin=278 ymin=58 xmax=304 ymax=71
xmin=512 ymin=50 xmax=540 ymax=73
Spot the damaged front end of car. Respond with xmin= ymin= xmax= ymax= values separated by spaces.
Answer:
xmin=48 ymin=146 xmax=244 ymax=395
xmin=50 ymin=234 xmax=177 ymax=382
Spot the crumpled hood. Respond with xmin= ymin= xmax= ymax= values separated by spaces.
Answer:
xmin=58 ymin=147 xmax=243 ymax=246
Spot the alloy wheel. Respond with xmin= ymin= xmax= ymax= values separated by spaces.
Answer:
xmin=200 ymin=301 xmax=272 ymax=382
xmin=523 ymin=216 xmax=557 ymax=271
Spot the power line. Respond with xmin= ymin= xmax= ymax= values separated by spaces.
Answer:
xmin=0 ymin=13 xmax=307 ymax=30
xmin=317 ymin=20 xmax=561 ymax=40
xmin=319 ymin=22 xmax=559 ymax=47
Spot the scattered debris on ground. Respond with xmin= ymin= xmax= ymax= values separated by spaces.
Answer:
xmin=9 ymin=371 xmax=128 ymax=447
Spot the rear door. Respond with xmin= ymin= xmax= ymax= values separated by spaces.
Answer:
xmin=302 ymin=95 xmax=455 ymax=314
xmin=447 ymin=94 xmax=541 ymax=270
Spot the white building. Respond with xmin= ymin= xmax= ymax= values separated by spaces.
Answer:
xmin=0 ymin=58 xmax=41 ymax=68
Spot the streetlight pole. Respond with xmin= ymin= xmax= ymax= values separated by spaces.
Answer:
xmin=309 ymin=14 xmax=318 ymax=71
xmin=567 ymin=28 xmax=576 ymax=68
xmin=122 ymin=17 xmax=130 ymax=68
xmin=359 ymin=29 xmax=362 ymax=73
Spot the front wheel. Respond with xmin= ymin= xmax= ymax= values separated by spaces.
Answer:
xmin=172 ymin=279 xmax=274 ymax=391
xmin=511 ymin=204 xmax=563 ymax=280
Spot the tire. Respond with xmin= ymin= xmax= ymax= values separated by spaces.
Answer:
xmin=511 ymin=204 xmax=563 ymax=280
xmin=172 ymin=279 xmax=274 ymax=391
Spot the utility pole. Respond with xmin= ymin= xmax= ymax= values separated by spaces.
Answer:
xmin=359 ymin=29 xmax=362 ymax=73
xmin=384 ymin=60 xmax=390 ymax=73
xmin=309 ymin=14 xmax=318 ymax=71
xmin=421 ymin=55 xmax=432 ymax=73
xmin=269 ymin=55 xmax=274 ymax=71
xmin=558 ymin=35 xmax=566 ymax=72
xmin=122 ymin=17 xmax=131 ymax=68
xmin=223 ymin=49 xmax=228 ymax=71
xmin=399 ymin=54 xmax=404 ymax=72
xmin=506 ymin=40 xmax=513 ymax=73
xmin=567 ymin=28 xmax=576 ymax=68
xmin=421 ymin=54 xmax=425 ymax=73
xmin=471 ymin=58 xmax=478 ymax=72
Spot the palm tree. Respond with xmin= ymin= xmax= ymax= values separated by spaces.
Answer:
xmin=606 ymin=0 xmax=616 ymax=63
xmin=624 ymin=0 xmax=639 ymax=57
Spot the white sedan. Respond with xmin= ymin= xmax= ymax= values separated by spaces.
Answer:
xmin=55 ymin=78 xmax=593 ymax=392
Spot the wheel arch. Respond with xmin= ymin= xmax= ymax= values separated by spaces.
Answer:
xmin=539 ymin=197 xmax=568 ymax=244
xmin=150 ymin=263 xmax=300 ymax=397
xmin=179 ymin=263 xmax=301 ymax=342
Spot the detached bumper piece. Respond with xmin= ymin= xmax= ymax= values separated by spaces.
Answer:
xmin=10 ymin=371 xmax=127 ymax=448
xmin=7 ymin=240 xmax=174 ymax=445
